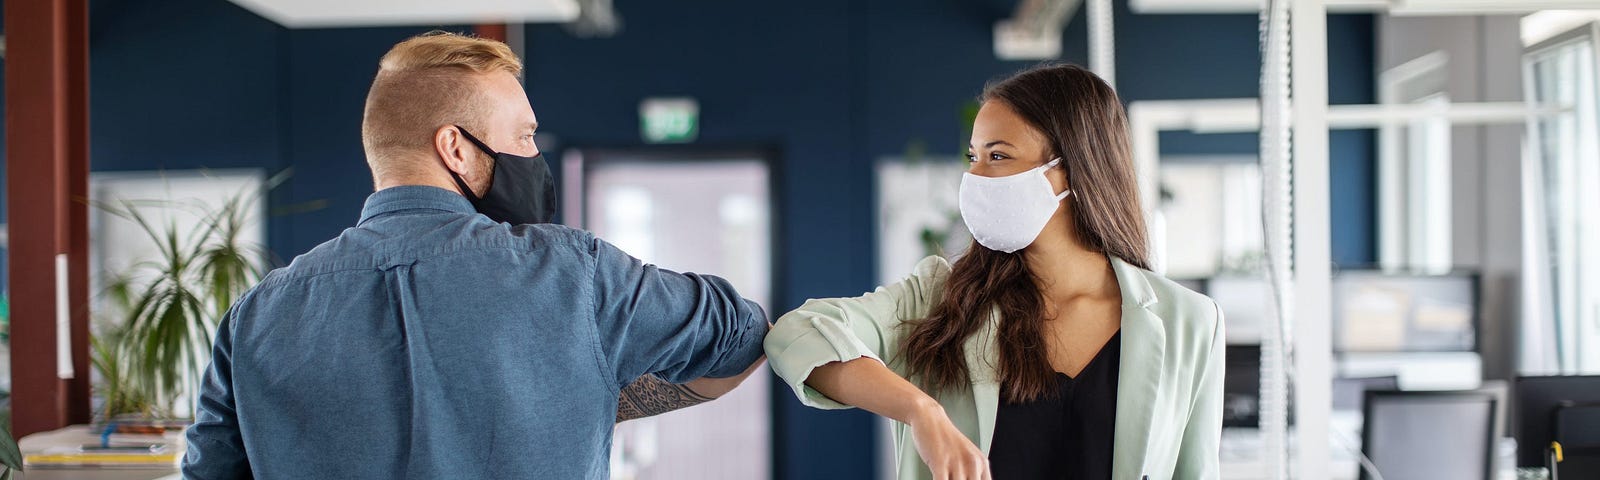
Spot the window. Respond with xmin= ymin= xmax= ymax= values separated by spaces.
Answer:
xmin=1159 ymin=159 xmax=1265 ymax=278
xmin=1523 ymin=24 xmax=1600 ymax=374
xmin=1380 ymin=51 xmax=1453 ymax=273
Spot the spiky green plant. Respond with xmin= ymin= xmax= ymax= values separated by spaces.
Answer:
xmin=90 ymin=319 xmax=157 ymax=420
xmin=93 ymin=186 xmax=269 ymax=419
xmin=2 ymin=407 xmax=19 ymax=480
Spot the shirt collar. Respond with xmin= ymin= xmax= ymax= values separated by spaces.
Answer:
xmin=1110 ymin=256 xmax=1160 ymax=309
xmin=358 ymin=185 xmax=476 ymax=225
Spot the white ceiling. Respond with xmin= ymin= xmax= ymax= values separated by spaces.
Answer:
xmin=229 ymin=0 xmax=580 ymax=28
xmin=1131 ymin=0 xmax=1600 ymax=15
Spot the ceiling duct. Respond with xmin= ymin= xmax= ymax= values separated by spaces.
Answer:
xmin=995 ymin=0 xmax=1083 ymax=60
xmin=565 ymin=0 xmax=622 ymax=38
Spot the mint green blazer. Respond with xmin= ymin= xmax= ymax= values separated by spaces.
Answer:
xmin=765 ymin=255 xmax=1224 ymax=480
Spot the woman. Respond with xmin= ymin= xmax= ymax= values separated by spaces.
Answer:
xmin=765 ymin=64 xmax=1223 ymax=480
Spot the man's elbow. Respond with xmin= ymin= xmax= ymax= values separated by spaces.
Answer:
xmin=684 ymin=354 xmax=766 ymax=399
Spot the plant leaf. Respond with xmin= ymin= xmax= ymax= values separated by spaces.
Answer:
xmin=0 ymin=421 xmax=23 ymax=473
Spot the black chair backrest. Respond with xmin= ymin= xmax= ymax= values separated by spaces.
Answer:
xmin=1552 ymin=401 xmax=1600 ymax=479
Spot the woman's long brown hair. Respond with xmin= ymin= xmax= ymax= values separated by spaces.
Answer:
xmin=900 ymin=64 xmax=1151 ymax=404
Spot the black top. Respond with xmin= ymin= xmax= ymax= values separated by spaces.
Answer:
xmin=988 ymin=331 xmax=1122 ymax=480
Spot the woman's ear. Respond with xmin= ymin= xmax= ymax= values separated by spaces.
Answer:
xmin=1048 ymin=161 xmax=1071 ymax=195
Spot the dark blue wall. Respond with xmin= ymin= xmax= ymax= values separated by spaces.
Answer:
xmin=278 ymin=27 xmax=469 ymax=256
xmin=514 ymin=7 xmax=873 ymax=475
xmin=86 ymin=0 xmax=293 ymax=259
xmin=1327 ymin=15 xmax=1378 ymax=267
xmin=3 ymin=0 xmax=1376 ymax=478
xmin=88 ymin=0 xmax=282 ymax=173
xmin=79 ymin=0 xmax=473 ymax=261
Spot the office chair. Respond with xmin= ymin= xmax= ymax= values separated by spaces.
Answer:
xmin=1549 ymin=401 xmax=1600 ymax=480
xmin=1515 ymin=375 xmax=1600 ymax=468
xmin=1224 ymin=344 xmax=1262 ymax=428
xmin=1361 ymin=390 xmax=1497 ymax=480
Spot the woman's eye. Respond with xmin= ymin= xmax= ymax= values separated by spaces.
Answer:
xmin=990 ymin=153 xmax=1007 ymax=161
xmin=965 ymin=153 xmax=977 ymax=163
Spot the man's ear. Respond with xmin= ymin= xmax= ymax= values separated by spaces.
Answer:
xmin=433 ymin=125 xmax=469 ymax=176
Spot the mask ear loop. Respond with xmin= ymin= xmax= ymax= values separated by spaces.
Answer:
xmin=453 ymin=125 xmax=500 ymax=156
xmin=1044 ymin=157 xmax=1072 ymax=201
xmin=447 ymin=125 xmax=498 ymax=203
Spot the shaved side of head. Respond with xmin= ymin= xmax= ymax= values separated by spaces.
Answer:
xmin=361 ymin=31 xmax=522 ymax=185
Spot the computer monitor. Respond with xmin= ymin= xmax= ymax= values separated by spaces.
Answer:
xmin=1331 ymin=375 xmax=1398 ymax=412
xmin=1224 ymin=344 xmax=1261 ymax=428
xmin=1361 ymin=390 xmax=1497 ymax=480
xmin=1332 ymin=271 xmax=1477 ymax=353
xmin=1514 ymin=375 xmax=1600 ymax=467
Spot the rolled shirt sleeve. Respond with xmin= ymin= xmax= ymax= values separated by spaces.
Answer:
xmin=765 ymin=255 xmax=951 ymax=409
xmin=588 ymin=233 xmax=769 ymax=386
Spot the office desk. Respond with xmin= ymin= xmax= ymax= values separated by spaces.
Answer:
xmin=1220 ymin=427 xmax=1360 ymax=480
xmin=16 ymin=470 xmax=178 ymax=480
xmin=1221 ymin=411 xmax=1521 ymax=480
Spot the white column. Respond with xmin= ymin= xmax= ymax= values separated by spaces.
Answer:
xmin=1088 ymin=0 xmax=1116 ymax=88
xmin=1291 ymin=0 xmax=1333 ymax=478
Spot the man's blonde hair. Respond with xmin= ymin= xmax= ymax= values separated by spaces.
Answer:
xmin=361 ymin=31 xmax=523 ymax=181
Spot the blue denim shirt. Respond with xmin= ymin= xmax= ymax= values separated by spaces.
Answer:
xmin=182 ymin=185 xmax=768 ymax=479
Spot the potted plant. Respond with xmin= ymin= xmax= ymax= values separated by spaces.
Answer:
xmin=92 ymin=179 xmax=274 ymax=421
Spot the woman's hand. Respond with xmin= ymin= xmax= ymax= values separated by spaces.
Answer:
xmin=908 ymin=402 xmax=991 ymax=480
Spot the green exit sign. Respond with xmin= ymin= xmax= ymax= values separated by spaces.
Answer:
xmin=640 ymin=97 xmax=699 ymax=144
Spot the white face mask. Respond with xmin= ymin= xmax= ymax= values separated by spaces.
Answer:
xmin=958 ymin=158 xmax=1071 ymax=253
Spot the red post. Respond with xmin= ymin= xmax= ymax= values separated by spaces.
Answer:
xmin=475 ymin=24 xmax=508 ymax=42
xmin=6 ymin=0 xmax=93 ymax=438
xmin=65 ymin=0 xmax=95 ymax=427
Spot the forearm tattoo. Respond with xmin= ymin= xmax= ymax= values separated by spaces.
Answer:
xmin=615 ymin=374 xmax=715 ymax=423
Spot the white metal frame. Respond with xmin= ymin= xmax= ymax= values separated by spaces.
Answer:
xmin=1289 ymin=2 xmax=1335 ymax=474
xmin=1088 ymin=0 xmax=1115 ymax=87
xmin=1119 ymin=1 xmax=1592 ymax=478
xmin=1128 ymin=96 xmax=1566 ymax=480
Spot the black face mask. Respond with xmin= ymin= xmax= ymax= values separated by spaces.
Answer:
xmin=447 ymin=125 xmax=557 ymax=225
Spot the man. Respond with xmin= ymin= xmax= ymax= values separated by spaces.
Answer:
xmin=183 ymin=32 xmax=768 ymax=479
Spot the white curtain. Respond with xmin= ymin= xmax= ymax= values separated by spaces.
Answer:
xmin=1522 ymin=32 xmax=1600 ymax=375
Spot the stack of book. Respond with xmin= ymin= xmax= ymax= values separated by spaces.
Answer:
xmin=20 ymin=422 xmax=186 ymax=469
xmin=23 ymin=446 xmax=179 ymax=469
